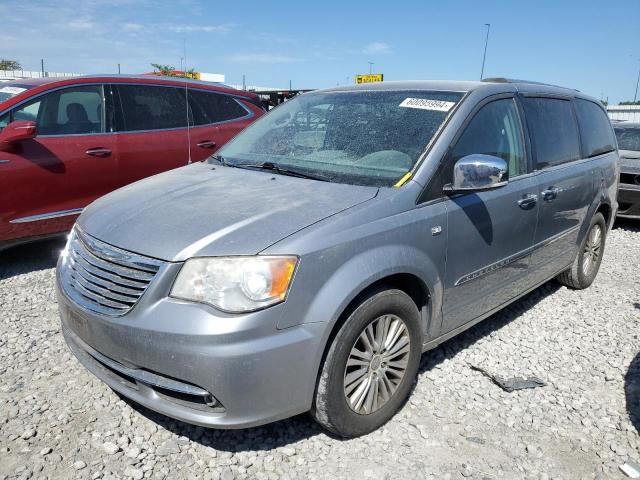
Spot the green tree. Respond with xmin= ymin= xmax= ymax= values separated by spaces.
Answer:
xmin=150 ymin=63 xmax=197 ymax=79
xmin=620 ymin=101 xmax=640 ymax=105
xmin=0 ymin=59 xmax=22 ymax=70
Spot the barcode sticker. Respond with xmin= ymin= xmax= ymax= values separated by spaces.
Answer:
xmin=399 ymin=98 xmax=455 ymax=112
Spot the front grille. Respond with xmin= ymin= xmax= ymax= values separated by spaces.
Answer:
xmin=59 ymin=227 xmax=163 ymax=316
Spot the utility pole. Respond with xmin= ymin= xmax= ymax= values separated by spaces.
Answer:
xmin=480 ymin=23 xmax=491 ymax=80
xmin=118 ymin=63 xmax=121 ymax=74
xmin=242 ymin=74 xmax=246 ymax=91
xmin=368 ymin=62 xmax=374 ymax=74
xmin=41 ymin=59 xmax=45 ymax=77
xmin=289 ymin=79 xmax=292 ymax=91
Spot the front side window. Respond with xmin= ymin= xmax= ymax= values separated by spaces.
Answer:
xmin=5 ymin=85 xmax=104 ymax=136
xmin=615 ymin=126 xmax=640 ymax=152
xmin=0 ymin=111 xmax=9 ymax=131
xmin=521 ymin=97 xmax=581 ymax=169
xmin=217 ymin=90 xmax=464 ymax=187
xmin=189 ymin=90 xmax=248 ymax=125
xmin=574 ymin=99 xmax=615 ymax=157
xmin=115 ymin=85 xmax=188 ymax=131
xmin=450 ymin=98 xmax=526 ymax=177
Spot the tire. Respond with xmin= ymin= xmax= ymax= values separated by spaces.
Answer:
xmin=556 ymin=212 xmax=606 ymax=289
xmin=311 ymin=288 xmax=422 ymax=438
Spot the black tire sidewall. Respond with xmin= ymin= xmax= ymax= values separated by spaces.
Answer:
xmin=318 ymin=289 xmax=422 ymax=438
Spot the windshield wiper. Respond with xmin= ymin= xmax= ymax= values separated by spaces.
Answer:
xmin=209 ymin=154 xmax=230 ymax=167
xmin=233 ymin=161 xmax=333 ymax=182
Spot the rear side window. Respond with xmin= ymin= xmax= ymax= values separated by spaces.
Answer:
xmin=574 ymin=99 xmax=615 ymax=157
xmin=115 ymin=85 xmax=187 ymax=132
xmin=188 ymin=90 xmax=249 ymax=125
xmin=521 ymin=97 xmax=581 ymax=169
xmin=615 ymin=127 xmax=640 ymax=152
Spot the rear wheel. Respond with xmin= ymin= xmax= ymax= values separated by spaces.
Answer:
xmin=312 ymin=288 xmax=422 ymax=438
xmin=557 ymin=212 xmax=606 ymax=289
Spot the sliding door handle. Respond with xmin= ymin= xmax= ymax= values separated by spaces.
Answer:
xmin=517 ymin=194 xmax=538 ymax=209
xmin=197 ymin=140 xmax=216 ymax=149
xmin=541 ymin=187 xmax=559 ymax=201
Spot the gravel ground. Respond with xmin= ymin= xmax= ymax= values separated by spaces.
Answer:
xmin=1 ymin=220 xmax=639 ymax=480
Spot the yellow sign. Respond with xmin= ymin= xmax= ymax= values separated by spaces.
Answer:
xmin=185 ymin=71 xmax=201 ymax=80
xmin=355 ymin=73 xmax=383 ymax=84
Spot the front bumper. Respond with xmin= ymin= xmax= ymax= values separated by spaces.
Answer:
xmin=56 ymin=272 xmax=327 ymax=429
xmin=617 ymin=168 xmax=640 ymax=219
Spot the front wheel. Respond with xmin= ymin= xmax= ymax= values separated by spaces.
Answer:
xmin=311 ymin=288 xmax=422 ymax=438
xmin=556 ymin=212 xmax=606 ymax=289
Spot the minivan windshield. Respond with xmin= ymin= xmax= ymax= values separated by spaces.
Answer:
xmin=215 ymin=90 xmax=464 ymax=186
xmin=615 ymin=126 xmax=640 ymax=152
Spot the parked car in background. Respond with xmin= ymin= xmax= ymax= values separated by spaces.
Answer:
xmin=0 ymin=75 xmax=264 ymax=250
xmin=57 ymin=79 xmax=618 ymax=438
xmin=613 ymin=123 xmax=640 ymax=218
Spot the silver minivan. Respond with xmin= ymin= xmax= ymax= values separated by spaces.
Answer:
xmin=57 ymin=79 xmax=619 ymax=437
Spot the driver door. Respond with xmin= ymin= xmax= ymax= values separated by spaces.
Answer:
xmin=440 ymin=96 xmax=539 ymax=333
xmin=0 ymin=84 xmax=118 ymax=243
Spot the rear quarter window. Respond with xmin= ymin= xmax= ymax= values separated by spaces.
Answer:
xmin=574 ymin=98 xmax=615 ymax=157
xmin=188 ymin=90 xmax=249 ymax=125
xmin=521 ymin=97 xmax=581 ymax=169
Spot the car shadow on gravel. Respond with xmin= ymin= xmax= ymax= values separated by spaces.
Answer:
xmin=0 ymin=237 xmax=66 ymax=281
xmin=418 ymin=281 xmax=562 ymax=375
xmin=119 ymin=395 xmax=326 ymax=451
xmin=613 ymin=218 xmax=640 ymax=233
xmin=625 ymin=352 xmax=640 ymax=433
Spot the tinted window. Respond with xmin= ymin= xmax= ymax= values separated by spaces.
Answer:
xmin=0 ymin=111 xmax=9 ymax=131
xmin=189 ymin=90 xmax=248 ymax=125
xmin=615 ymin=127 xmax=640 ymax=152
xmin=521 ymin=97 xmax=581 ymax=169
xmin=574 ymin=99 xmax=615 ymax=157
xmin=450 ymin=98 xmax=526 ymax=177
xmin=7 ymin=85 xmax=103 ymax=135
xmin=116 ymin=85 xmax=187 ymax=131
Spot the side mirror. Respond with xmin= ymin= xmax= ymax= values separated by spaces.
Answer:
xmin=444 ymin=154 xmax=508 ymax=193
xmin=0 ymin=120 xmax=38 ymax=149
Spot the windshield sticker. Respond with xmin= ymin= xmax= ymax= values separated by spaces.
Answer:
xmin=399 ymin=98 xmax=456 ymax=112
xmin=0 ymin=86 xmax=27 ymax=95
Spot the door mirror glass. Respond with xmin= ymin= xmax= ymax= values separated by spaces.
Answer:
xmin=0 ymin=120 xmax=37 ymax=148
xmin=445 ymin=154 xmax=508 ymax=192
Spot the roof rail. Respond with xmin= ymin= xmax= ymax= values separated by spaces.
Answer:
xmin=481 ymin=77 xmax=579 ymax=91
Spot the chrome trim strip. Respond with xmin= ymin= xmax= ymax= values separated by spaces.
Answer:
xmin=454 ymin=224 xmax=580 ymax=286
xmin=0 ymin=160 xmax=10 ymax=164
xmin=10 ymin=207 xmax=83 ymax=223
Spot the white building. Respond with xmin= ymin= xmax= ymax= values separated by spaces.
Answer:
xmin=607 ymin=104 xmax=640 ymax=123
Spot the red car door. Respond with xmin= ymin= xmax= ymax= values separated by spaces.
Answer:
xmin=112 ymin=84 xmax=191 ymax=187
xmin=187 ymin=89 xmax=260 ymax=161
xmin=0 ymin=84 xmax=118 ymax=243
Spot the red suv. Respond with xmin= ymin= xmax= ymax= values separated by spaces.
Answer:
xmin=0 ymin=75 xmax=264 ymax=250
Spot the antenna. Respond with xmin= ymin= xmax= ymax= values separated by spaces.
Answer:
xmin=184 ymin=39 xmax=192 ymax=164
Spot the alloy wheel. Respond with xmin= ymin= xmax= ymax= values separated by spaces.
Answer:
xmin=582 ymin=223 xmax=603 ymax=277
xmin=343 ymin=314 xmax=411 ymax=415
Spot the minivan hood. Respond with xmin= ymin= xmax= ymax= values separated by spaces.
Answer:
xmin=79 ymin=162 xmax=378 ymax=261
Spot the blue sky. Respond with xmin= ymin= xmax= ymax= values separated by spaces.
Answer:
xmin=2 ymin=0 xmax=639 ymax=103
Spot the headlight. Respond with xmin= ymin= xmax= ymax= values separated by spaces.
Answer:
xmin=170 ymin=256 xmax=298 ymax=313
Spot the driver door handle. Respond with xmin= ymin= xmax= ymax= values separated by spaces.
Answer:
xmin=85 ymin=147 xmax=112 ymax=157
xmin=542 ymin=187 xmax=559 ymax=201
xmin=517 ymin=193 xmax=538 ymax=209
